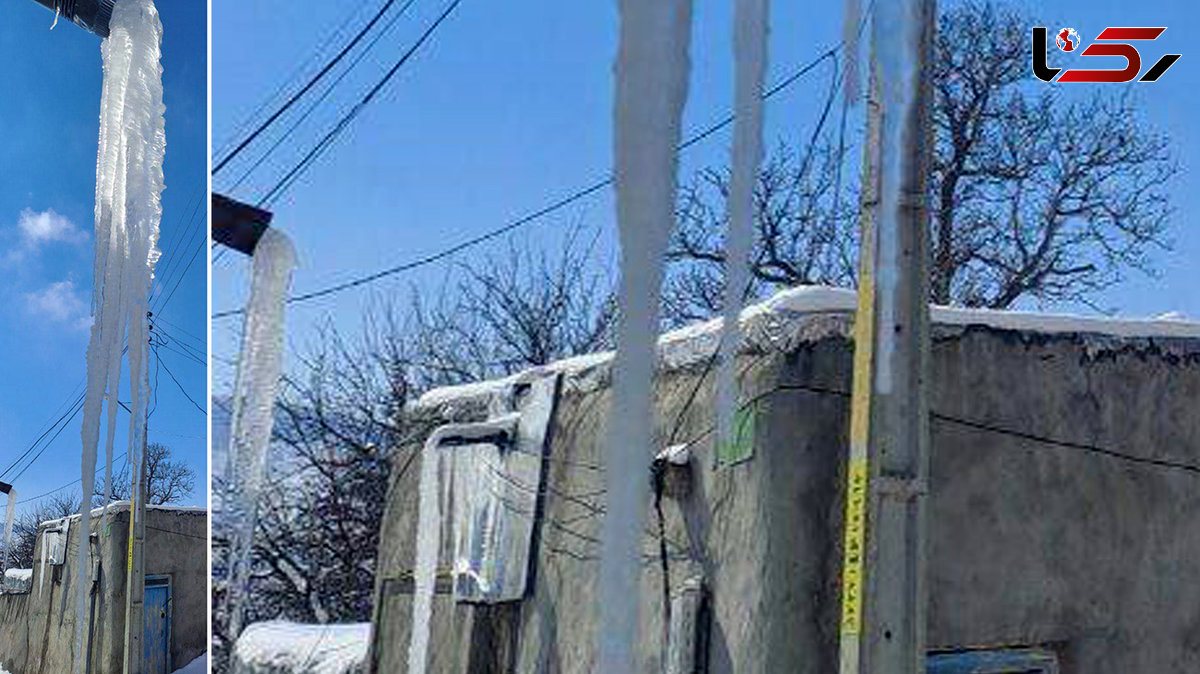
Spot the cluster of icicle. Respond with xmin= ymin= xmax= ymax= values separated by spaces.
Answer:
xmin=407 ymin=415 xmax=518 ymax=674
xmin=596 ymin=0 xmax=774 ymax=669
xmin=224 ymin=227 xmax=296 ymax=643
xmin=75 ymin=0 xmax=165 ymax=672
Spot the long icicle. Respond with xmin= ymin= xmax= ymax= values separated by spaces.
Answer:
xmin=716 ymin=0 xmax=771 ymax=459
xmin=224 ymin=227 xmax=296 ymax=648
xmin=75 ymin=1 xmax=165 ymax=671
xmin=602 ymin=1 xmax=694 ymax=671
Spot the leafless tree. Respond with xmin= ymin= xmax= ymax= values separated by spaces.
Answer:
xmin=404 ymin=223 xmax=617 ymax=388
xmin=4 ymin=492 xmax=80 ymax=569
xmin=665 ymin=141 xmax=857 ymax=324
xmin=928 ymin=1 xmax=1174 ymax=308
xmin=97 ymin=442 xmax=197 ymax=505
xmin=665 ymin=1 xmax=1175 ymax=318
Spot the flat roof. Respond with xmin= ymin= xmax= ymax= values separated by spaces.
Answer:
xmin=415 ymin=285 xmax=1200 ymax=411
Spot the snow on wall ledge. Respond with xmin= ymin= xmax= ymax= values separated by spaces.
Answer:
xmin=2 ymin=568 xmax=32 ymax=594
xmin=37 ymin=502 xmax=208 ymax=529
xmin=233 ymin=621 xmax=368 ymax=674
xmin=414 ymin=285 xmax=1200 ymax=413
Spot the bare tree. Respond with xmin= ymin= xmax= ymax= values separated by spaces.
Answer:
xmin=97 ymin=442 xmax=197 ymax=506
xmin=928 ymin=1 xmax=1174 ymax=308
xmin=666 ymin=1 xmax=1175 ymax=317
xmin=665 ymin=141 xmax=857 ymax=324
xmin=404 ymin=223 xmax=617 ymax=388
xmin=4 ymin=492 xmax=80 ymax=569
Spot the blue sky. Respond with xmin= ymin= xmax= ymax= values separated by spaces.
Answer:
xmin=0 ymin=0 xmax=208 ymax=517
xmin=212 ymin=0 xmax=1198 ymax=392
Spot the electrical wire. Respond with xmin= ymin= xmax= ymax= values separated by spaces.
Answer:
xmin=212 ymin=40 xmax=843 ymax=320
xmin=256 ymin=0 xmax=465 ymax=209
xmin=213 ymin=0 xmax=378 ymax=160
xmin=224 ymin=0 xmax=420 ymax=195
xmin=214 ymin=0 xmax=406 ymax=175
xmin=154 ymin=346 xmax=207 ymax=415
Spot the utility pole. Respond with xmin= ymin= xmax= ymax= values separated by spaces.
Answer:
xmin=838 ymin=1 xmax=935 ymax=673
xmin=123 ymin=393 xmax=149 ymax=673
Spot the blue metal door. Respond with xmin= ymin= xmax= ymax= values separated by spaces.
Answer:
xmin=144 ymin=577 xmax=172 ymax=674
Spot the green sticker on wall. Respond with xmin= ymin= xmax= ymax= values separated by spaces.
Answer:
xmin=717 ymin=401 xmax=756 ymax=466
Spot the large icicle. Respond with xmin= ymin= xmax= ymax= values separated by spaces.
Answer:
xmin=406 ymin=415 xmax=519 ymax=674
xmin=1 ymin=487 xmax=15 ymax=568
xmin=75 ymin=1 xmax=165 ymax=671
xmin=716 ymin=0 xmax=770 ymax=457
xmin=602 ymin=1 xmax=694 ymax=671
xmin=224 ymin=227 xmax=296 ymax=643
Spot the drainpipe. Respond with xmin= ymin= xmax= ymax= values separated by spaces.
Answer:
xmin=27 ymin=0 xmax=115 ymax=38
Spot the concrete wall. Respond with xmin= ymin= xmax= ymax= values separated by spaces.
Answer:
xmin=0 ymin=505 xmax=208 ymax=674
xmin=370 ymin=320 xmax=1200 ymax=673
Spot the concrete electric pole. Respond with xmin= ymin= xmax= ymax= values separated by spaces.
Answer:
xmin=838 ymin=1 xmax=936 ymax=673
xmin=123 ymin=419 xmax=149 ymax=674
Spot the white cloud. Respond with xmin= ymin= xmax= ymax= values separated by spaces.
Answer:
xmin=24 ymin=280 xmax=92 ymax=330
xmin=17 ymin=208 xmax=87 ymax=247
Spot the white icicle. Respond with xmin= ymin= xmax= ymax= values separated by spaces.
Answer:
xmin=76 ymin=1 xmax=165 ymax=671
xmin=843 ymin=0 xmax=862 ymax=104
xmin=407 ymin=415 xmax=519 ymax=674
xmin=716 ymin=0 xmax=770 ymax=457
xmin=224 ymin=227 xmax=296 ymax=644
xmin=1 ymin=487 xmax=15 ymax=565
xmin=603 ymin=0 xmax=694 ymax=671
xmin=38 ymin=531 xmax=47 ymax=597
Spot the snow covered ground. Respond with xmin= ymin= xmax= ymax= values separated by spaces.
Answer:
xmin=235 ymin=622 xmax=369 ymax=674
xmin=172 ymin=652 xmax=207 ymax=674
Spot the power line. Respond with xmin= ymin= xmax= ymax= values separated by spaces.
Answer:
xmin=17 ymin=452 xmax=129 ymax=505
xmin=223 ymin=0 xmax=420 ymax=195
xmin=256 ymin=0 xmax=465 ymax=209
xmin=213 ymin=0 xmax=405 ymax=175
xmin=0 ymin=390 xmax=86 ymax=480
xmin=8 ymin=225 xmax=198 ymax=487
xmin=154 ymin=346 xmax=207 ymax=415
xmin=212 ymin=41 xmax=841 ymax=320
xmin=214 ymin=0 xmax=379 ymax=160
xmin=771 ymin=383 xmax=1200 ymax=477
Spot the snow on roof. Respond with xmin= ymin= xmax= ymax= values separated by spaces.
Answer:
xmin=235 ymin=621 xmax=369 ymax=674
xmin=415 ymin=285 xmax=1200 ymax=411
xmin=39 ymin=501 xmax=208 ymax=528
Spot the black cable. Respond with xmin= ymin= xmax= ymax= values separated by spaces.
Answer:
xmin=155 ymin=236 xmax=206 ymax=313
xmin=772 ymin=382 xmax=1200 ymax=477
xmin=0 ymin=390 xmax=85 ymax=480
xmin=225 ymin=0 xmax=420 ymax=194
xmin=256 ymin=0 xmax=465 ymax=209
xmin=154 ymin=347 xmax=207 ymax=415
xmin=214 ymin=0 xmax=376 ymax=160
xmin=145 ymin=525 xmax=209 ymax=542
xmin=212 ymin=41 xmax=841 ymax=320
xmin=18 ymin=452 xmax=129 ymax=505
xmin=213 ymin=0 xmax=404 ymax=175
xmin=8 ymin=399 xmax=85 ymax=484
